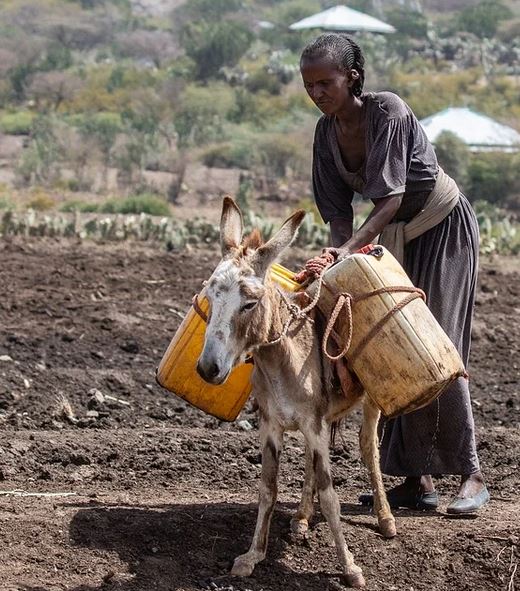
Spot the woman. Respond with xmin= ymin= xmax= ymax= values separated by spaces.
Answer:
xmin=299 ymin=33 xmax=488 ymax=514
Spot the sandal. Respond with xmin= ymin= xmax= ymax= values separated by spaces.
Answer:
xmin=359 ymin=487 xmax=439 ymax=511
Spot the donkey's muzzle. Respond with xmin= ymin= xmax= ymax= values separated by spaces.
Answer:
xmin=197 ymin=359 xmax=225 ymax=384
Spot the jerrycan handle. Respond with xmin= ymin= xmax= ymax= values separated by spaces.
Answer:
xmin=356 ymin=244 xmax=384 ymax=258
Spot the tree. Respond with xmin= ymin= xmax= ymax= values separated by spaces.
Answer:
xmin=174 ymin=0 xmax=242 ymax=25
xmin=181 ymin=21 xmax=254 ymax=80
xmin=27 ymin=71 xmax=83 ymax=111
xmin=78 ymin=112 xmax=122 ymax=187
xmin=18 ymin=115 xmax=64 ymax=184
xmin=115 ymin=30 xmax=179 ymax=69
xmin=385 ymin=8 xmax=429 ymax=39
xmin=173 ymin=83 xmax=234 ymax=148
xmin=434 ymin=131 xmax=470 ymax=190
xmin=467 ymin=152 xmax=520 ymax=207
xmin=457 ymin=1 xmax=512 ymax=38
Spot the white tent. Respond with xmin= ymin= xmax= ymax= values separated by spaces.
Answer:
xmin=420 ymin=107 xmax=520 ymax=152
xmin=289 ymin=5 xmax=396 ymax=34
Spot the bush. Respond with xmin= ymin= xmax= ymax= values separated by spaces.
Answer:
xmin=385 ymin=8 xmax=429 ymax=39
xmin=99 ymin=194 xmax=171 ymax=216
xmin=245 ymin=69 xmax=282 ymax=95
xmin=457 ymin=0 xmax=512 ymax=38
xmin=181 ymin=21 xmax=254 ymax=80
xmin=466 ymin=152 xmax=520 ymax=207
xmin=0 ymin=195 xmax=14 ymax=210
xmin=60 ymin=199 xmax=99 ymax=213
xmin=27 ymin=192 xmax=56 ymax=211
xmin=256 ymin=134 xmax=308 ymax=178
xmin=434 ymin=131 xmax=470 ymax=189
xmin=0 ymin=111 xmax=35 ymax=135
xmin=201 ymin=142 xmax=251 ymax=169
xmin=174 ymin=83 xmax=235 ymax=147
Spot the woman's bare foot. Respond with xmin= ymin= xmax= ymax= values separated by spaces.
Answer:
xmin=446 ymin=471 xmax=489 ymax=515
xmin=456 ymin=471 xmax=486 ymax=498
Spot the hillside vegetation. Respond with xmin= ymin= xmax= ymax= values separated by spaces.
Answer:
xmin=0 ymin=0 xmax=518 ymax=220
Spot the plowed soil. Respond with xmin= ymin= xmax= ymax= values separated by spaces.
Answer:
xmin=0 ymin=238 xmax=518 ymax=591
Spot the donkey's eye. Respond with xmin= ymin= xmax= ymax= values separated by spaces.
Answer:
xmin=240 ymin=301 xmax=258 ymax=313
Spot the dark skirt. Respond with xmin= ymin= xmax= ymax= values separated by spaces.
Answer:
xmin=379 ymin=194 xmax=481 ymax=476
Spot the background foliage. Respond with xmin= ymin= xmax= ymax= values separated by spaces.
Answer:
xmin=0 ymin=0 xmax=518 ymax=253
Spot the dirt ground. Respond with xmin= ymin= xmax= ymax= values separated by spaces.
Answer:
xmin=0 ymin=237 xmax=518 ymax=591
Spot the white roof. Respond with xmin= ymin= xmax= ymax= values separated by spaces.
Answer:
xmin=289 ymin=5 xmax=396 ymax=34
xmin=420 ymin=107 xmax=520 ymax=151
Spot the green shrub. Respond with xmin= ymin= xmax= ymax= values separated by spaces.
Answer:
xmin=0 ymin=111 xmax=35 ymax=135
xmin=27 ymin=193 xmax=56 ymax=211
xmin=256 ymin=134 xmax=308 ymax=178
xmin=0 ymin=195 xmax=14 ymax=210
xmin=466 ymin=152 xmax=520 ymax=207
xmin=181 ymin=21 xmax=254 ymax=80
xmin=174 ymin=83 xmax=235 ymax=147
xmin=201 ymin=142 xmax=251 ymax=169
xmin=457 ymin=0 xmax=512 ymax=38
xmin=245 ymin=69 xmax=282 ymax=95
xmin=60 ymin=200 xmax=99 ymax=213
xmin=99 ymin=194 xmax=171 ymax=216
xmin=434 ymin=131 xmax=470 ymax=189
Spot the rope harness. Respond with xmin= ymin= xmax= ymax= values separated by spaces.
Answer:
xmin=191 ymin=257 xmax=425 ymax=363
xmin=321 ymin=285 xmax=426 ymax=364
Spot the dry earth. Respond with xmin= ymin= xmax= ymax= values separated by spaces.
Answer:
xmin=0 ymin=237 xmax=518 ymax=591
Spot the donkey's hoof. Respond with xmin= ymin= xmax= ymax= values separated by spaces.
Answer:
xmin=231 ymin=555 xmax=255 ymax=577
xmin=379 ymin=516 xmax=397 ymax=538
xmin=343 ymin=570 xmax=366 ymax=588
xmin=290 ymin=518 xmax=309 ymax=535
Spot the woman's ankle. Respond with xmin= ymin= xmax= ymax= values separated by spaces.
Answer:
xmin=401 ymin=476 xmax=435 ymax=493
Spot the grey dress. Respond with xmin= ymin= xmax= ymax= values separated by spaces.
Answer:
xmin=312 ymin=91 xmax=480 ymax=476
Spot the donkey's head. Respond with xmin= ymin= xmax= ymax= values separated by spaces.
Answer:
xmin=196 ymin=197 xmax=305 ymax=385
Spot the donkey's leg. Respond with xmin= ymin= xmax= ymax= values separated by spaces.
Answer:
xmin=290 ymin=444 xmax=315 ymax=535
xmin=231 ymin=419 xmax=283 ymax=577
xmin=359 ymin=398 xmax=396 ymax=538
xmin=304 ymin=424 xmax=365 ymax=588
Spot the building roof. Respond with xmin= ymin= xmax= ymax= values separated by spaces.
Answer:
xmin=420 ymin=107 xmax=520 ymax=151
xmin=289 ymin=5 xmax=396 ymax=34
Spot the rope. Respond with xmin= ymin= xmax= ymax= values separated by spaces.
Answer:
xmin=322 ymin=286 xmax=426 ymax=364
xmin=192 ymin=294 xmax=208 ymax=323
xmin=322 ymin=293 xmax=354 ymax=361
xmin=261 ymin=274 xmax=325 ymax=348
xmin=190 ymin=275 xmax=325 ymax=349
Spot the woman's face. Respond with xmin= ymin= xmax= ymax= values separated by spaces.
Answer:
xmin=300 ymin=57 xmax=351 ymax=115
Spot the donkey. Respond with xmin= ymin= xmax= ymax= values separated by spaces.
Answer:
xmin=196 ymin=197 xmax=396 ymax=588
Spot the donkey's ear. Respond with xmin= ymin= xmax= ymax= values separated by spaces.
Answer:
xmin=220 ymin=196 xmax=243 ymax=257
xmin=252 ymin=210 xmax=306 ymax=278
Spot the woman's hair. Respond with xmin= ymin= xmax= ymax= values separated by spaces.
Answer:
xmin=300 ymin=33 xmax=365 ymax=97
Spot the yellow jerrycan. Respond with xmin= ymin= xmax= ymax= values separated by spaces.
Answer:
xmin=312 ymin=245 xmax=466 ymax=418
xmin=156 ymin=263 xmax=301 ymax=421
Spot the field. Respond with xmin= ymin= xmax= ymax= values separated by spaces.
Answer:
xmin=0 ymin=237 xmax=519 ymax=591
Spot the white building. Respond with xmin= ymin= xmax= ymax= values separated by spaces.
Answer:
xmin=420 ymin=107 xmax=520 ymax=152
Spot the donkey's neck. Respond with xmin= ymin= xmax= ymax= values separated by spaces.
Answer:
xmin=252 ymin=282 xmax=316 ymax=376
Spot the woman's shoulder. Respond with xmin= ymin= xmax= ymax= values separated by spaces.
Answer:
xmin=314 ymin=114 xmax=334 ymax=139
xmin=365 ymin=91 xmax=412 ymax=121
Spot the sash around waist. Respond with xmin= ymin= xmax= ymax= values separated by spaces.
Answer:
xmin=378 ymin=167 xmax=460 ymax=263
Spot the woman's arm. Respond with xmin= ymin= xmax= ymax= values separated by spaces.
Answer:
xmin=330 ymin=217 xmax=354 ymax=247
xmin=327 ymin=194 xmax=402 ymax=258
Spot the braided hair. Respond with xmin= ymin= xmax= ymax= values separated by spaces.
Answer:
xmin=300 ymin=33 xmax=365 ymax=97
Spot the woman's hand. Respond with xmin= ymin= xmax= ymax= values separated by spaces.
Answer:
xmin=293 ymin=250 xmax=338 ymax=283
xmin=322 ymin=246 xmax=351 ymax=261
